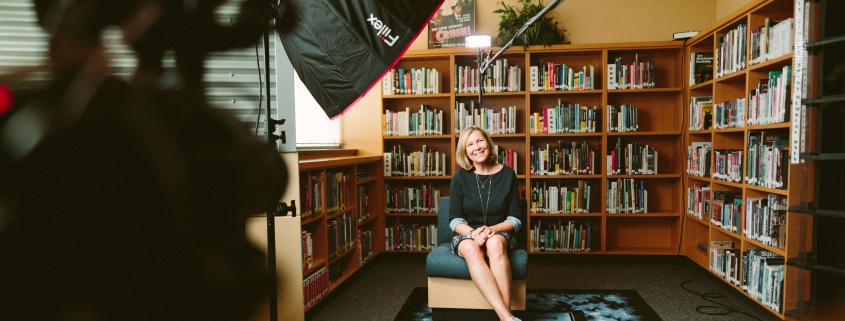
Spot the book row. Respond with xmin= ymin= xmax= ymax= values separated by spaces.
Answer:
xmin=606 ymin=179 xmax=648 ymax=214
xmin=708 ymin=243 xmax=785 ymax=313
xmin=454 ymin=101 xmax=516 ymax=134
xmin=746 ymin=132 xmax=788 ymax=190
xmin=356 ymin=186 xmax=371 ymax=222
xmin=383 ymin=104 xmax=445 ymax=136
xmin=454 ymin=60 xmax=522 ymax=94
xmin=607 ymin=139 xmax=659 ymax=175
xmin=529 ymin=62 xmax=595 ymax=91
xmin=328 ymin=261 xmax=344 ymax=285
xmin=376 ymin=102 xmax=685 ymax=136
xmin=529 ymin=141 xmax=595 ymax=176
xmin=606 ymin=104 xmax=639 ymax=132
xmin=689 ymin=95 xmax=714 ymax=130
xmin=713 ymin=149 xmax=743 ymax=183
xmin=358 ymin=229 xmax=374 ymax=267
xmin=495 ymin=146 xmax=519 ymax=171
xmin=689 ymin=52 xmax=714 ymax=86
xmin=686 ymin=142 xmax=712 ymax=178
xmin=328 ymin=213 xmax=357 ymax=260
xmin=607 ymin=55 xmax=656 ymax=89
xmin=709 ymin=241 xmax=741 ymax=286
xmin=382 ymin=67 xmax=442 ymax=95
xmin=744 ymin=194 xmax=787 ymax=249
xmin=529 ymin=180 xmax=593 ymax=214
xmin=384 ymin=183 xmax=441 ymax=214
xmin=383 ymin=144 xmax=448 ymax=177
xmin=300 ymin=171 xmax=351 ymax=220
xmin=712 ymin=191 xmax=742 ymax=234
xmin=713 ymin=98 xmax=747 ymax=129
xmin=385 ymin=220 xmax=438 ymax=251
xmin=303 ymin=267 xmax=328 ymax=311
xmin=325 ymin=171 xmax=350 ymax=215
xmin=749 ymin=18 xmax=794 ymax=66
xmin=742 ymin=248 xmax=785 ymax=312
xmin=747 ymin=66 xmax=791 ymax=126
xmin=530 ymin=102 xmax=598 ymax=134
xmin=529 ymin=220 xmax=595 ymax=252
xmin=686 ymin=183 xmax=711 ymax=220
xmin=302 ymin=231 xmax=315 ymax=272
xmin=301 ymin=172 xmax=326 ymax=220
xmin=716 ymin=23 xmax=748 ymax=78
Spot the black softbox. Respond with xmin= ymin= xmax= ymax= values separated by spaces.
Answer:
xmin=280 ymin=0 xmax=443 ymax=119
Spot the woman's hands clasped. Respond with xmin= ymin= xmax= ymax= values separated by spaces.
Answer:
xmin=471 ymin=226 xmax=497 ymax=246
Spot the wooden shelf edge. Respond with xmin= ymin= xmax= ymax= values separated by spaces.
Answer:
xmin=328 ymin=245 xmax=357 ymax=265
xmin=606 ymin=212 xmax=681 ymax=218
xmin=384 ymin=175 xmax=452 ymax=180
xmin=299 ymin=155 xmax=383 ymax=170
xmin=604 ymin=247 xmax=679 ymax=254
xmin=326 ymin=207 xmax=355 ymax=220
xmin=530 ymin=213 xmax=603 ymax=217
xmin=356 ymin=176 xmax=378 ymax=185
xmin=384 ymin=212 xmax=437 ymax=217
xmin=303 ymin=258 xmax=327 ymax=277
xmin=685 ymin=215 xmax=710 ymax=226
xmin=744 ymin=184 xmax=788 ymax=195
xmin=528 ymin=251 xmax=600 ymax=254
xmin=383 ymin=93 xmax=451 ymax=99
xmin=301 ymin=214 xmax=324 ymax=225
xmin=743 ymin=237 xmax=786 ymax=257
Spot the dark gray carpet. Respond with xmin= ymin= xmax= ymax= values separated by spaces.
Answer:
xmin=305 ymin=253 xmax=781 ymax=321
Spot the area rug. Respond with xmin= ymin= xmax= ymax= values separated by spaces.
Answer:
xmin=394 ymin=287 xmax=662 ymax=321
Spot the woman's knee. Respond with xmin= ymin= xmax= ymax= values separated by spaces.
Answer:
xmin=485 ymin=236 xmax=507 ymax=256
xmin=458 ymin=240 xmax=483 ymax=259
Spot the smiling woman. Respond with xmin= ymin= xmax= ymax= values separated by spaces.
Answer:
xmin=449 ymin=126 xmax=524 ymax=321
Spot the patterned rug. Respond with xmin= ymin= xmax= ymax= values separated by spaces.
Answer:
xmin=394 ymin=287 xmax=662 ymax=321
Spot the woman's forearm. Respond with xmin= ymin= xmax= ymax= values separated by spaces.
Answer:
xmin=489 ymin=221 xmax=515 ymax=234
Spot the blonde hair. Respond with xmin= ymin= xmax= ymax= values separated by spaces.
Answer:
xmin=455 ymin=126 xmax=497 ymax=170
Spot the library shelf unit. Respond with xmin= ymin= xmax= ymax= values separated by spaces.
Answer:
xmin=785 ymin=0 xmax=845 ymax=320
xmin=297 ymin=155 xmax=383 ymax=312
xmin=681 ymin=0 xmax=803 ymax=318
xmin=382 ymin=41 xmax=685 ymax=256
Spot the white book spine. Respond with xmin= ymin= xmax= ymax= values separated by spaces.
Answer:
xmin=383 ymin=152 xmax=392 ymax=176
xmin=607 ymin=64 xmax=618 ymax=90
xmin=530 ymin=66 xmax=539 ymax=91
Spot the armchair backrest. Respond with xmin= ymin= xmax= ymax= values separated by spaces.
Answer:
xmin=436 ymin=196 xmax=527 ymax=247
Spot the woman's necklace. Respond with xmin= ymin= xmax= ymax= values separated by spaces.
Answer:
xmin=475 ymin=172 xmax=492 ymax=223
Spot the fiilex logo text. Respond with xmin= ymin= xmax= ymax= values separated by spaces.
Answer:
xmin=368 ymin=14 xmax=398 ymax=46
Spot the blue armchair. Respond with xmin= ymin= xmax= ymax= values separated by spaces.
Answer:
xmin=425 ymin=196 xmax=528 ymax=310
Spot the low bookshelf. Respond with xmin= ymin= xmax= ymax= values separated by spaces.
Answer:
xmin=298 ymin=155 xmax=383 ymax=311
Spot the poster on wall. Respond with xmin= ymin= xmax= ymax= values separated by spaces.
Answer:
xmin=428 ymin=0 xmax=475 ymax=49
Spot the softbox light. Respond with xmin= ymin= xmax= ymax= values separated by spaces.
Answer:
xmin=279 ymin=0 xmax=443 ymax=119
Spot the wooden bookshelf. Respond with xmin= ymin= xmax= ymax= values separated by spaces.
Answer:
xmin=681 ymin=0 xmax=799 ymax=318
xmin=297 ymin=155 xmax=383 ymax=312
xmin=382 ymin=41 xmax=685 ymax=255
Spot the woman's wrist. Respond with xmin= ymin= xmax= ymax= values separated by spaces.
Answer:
xmin=466 ymin=228 xmax=474 ymax=238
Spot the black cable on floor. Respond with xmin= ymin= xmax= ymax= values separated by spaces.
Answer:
xmin=671 ymin=265 xmax=763 ymax=321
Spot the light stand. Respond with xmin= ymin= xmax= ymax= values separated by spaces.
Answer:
xmin=474 ymin=0 xmax=565 ymax=103
xmin=261 ymin=11 xmax=297 ymax=321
